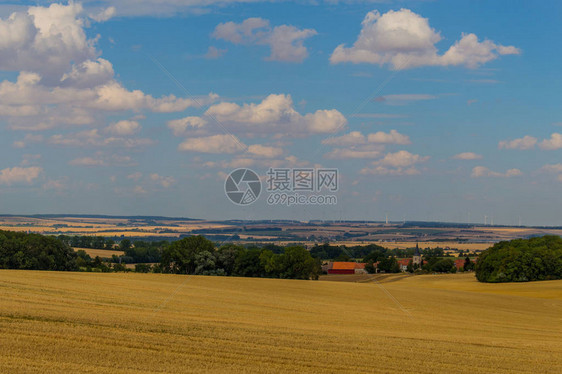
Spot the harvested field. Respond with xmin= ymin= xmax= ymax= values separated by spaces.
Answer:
xmin=73 ymin=248 xmax=125 ymax=258
xmin=1 ymin=271 xmax=561 ymax=373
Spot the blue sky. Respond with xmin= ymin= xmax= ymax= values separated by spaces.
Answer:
xmin=0 ymin=0 xmax=561 ymax=225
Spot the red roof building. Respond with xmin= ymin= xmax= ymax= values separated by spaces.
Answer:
xmin=396 ymin=258 xmax=412 ymax=271
xmin=327 ymin=262 xmax=366 ymax=274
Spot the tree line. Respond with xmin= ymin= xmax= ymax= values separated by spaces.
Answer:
xmin=72 ymin=236 xmax=321 ymax=279
xmin=0 ymin=231 xmax=320 ymax=280
xmin=1 ymin=229 xmax=483 ymax=278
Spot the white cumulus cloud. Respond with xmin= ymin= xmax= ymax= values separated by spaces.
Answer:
xmin=178 ymin=134 xmax=246 ymax=154
xmin=212 ymin=18 xmax=317 ymax=62
xmin=0 ymin=2 xmax=216 ymax=135
xmin=178 ymin=94 xmax=346 ymax=137
xmin=498 ymin=135 xmax=537 ymax=150
xmin=322 ymin=131 xmax=366 ymax=146
xmin=323 ymin=129 xmax=409 ymax=146
xmin=368 ymin=130 xmax=411 ymax=145
xmin=330 ymin=9 xmax=520 ymax=70
xmin=0 ymin=166 xmax=42 ymax=185
xmin=105 ymin=120 xmax=141 ymax=136
xmin=150 ymin=173 xmax=176 ymax=188
xmin=539 ymin=164 xmax=562 ymax=174
xmin=89 ymin=6 xmax=116 ymax=22
xmin=539 ymin=133 xmax=562 ymax=150
xmin=360 ymin=150 xmax=429 ymax=175
xmin=471 ymin=166 xmax=522 ymax=178
xmin=168 ymin=116 xmax=208 ymax=137
xmin=0 ymin=2 xmax=97 ymax=83
xmin=247 ymin=144 xmax=284 ymax=158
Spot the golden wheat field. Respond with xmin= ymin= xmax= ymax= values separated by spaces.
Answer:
xmin=73 ymin=248 xmax=125 ymax=258
xmin=1 ymin=271 xmax=561 ymax=373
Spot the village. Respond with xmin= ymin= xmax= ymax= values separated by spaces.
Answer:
xmin=323 ymin=244 xmax=477 ymax=275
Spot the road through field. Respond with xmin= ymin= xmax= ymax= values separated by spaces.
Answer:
xmin=0 ymin=271 xmax=561 ymax=373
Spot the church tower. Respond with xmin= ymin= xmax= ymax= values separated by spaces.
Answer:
xmin=412 ymin=243 xmax=422 ymax=266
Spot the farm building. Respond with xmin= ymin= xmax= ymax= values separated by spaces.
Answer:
xmin=326 ymin=262 xmax=366 ymax=274
xmin=396 ymin=258 xmax=412 ymax=272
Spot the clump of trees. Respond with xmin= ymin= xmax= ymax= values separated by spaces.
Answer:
xmin=362 ymin=249 xmax=401 ymax=273
xmin=426 ymin=258 xmax=456 ymax=273
xmin=476 ymin=235 xmax=562 ymax=283
xmin=161 ymin=236 xmax=320 ymax=280
xmin=116 ymin=240 xmax=167 ymax=263
xmin=377 ymin=257 xmax=401 ymax=273
xmin=0 ymin=230 xmax=77 ymax=271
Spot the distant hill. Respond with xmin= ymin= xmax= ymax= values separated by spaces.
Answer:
xmin=0 ymin=214 xmax=198 ymax=221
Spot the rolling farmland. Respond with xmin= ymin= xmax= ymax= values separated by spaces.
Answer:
xmin=1 ymin=271 xmax=561 ymax=373
xmin=3 ymin=215 xmax=562 ymax=253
